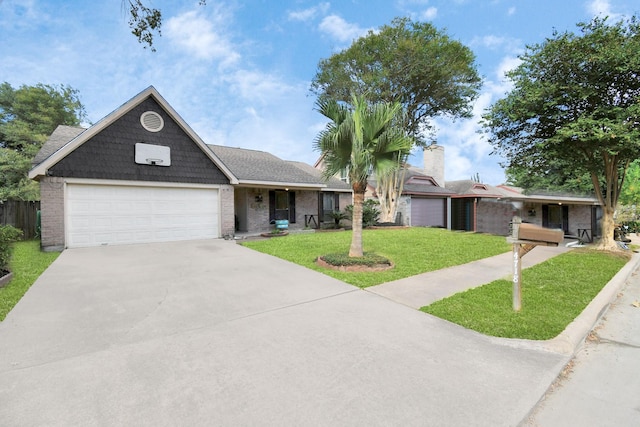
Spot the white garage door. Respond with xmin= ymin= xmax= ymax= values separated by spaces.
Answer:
xmin=66 ymin=184 xmax=219 ymax=248
xmin=411 ymin=197 xmax=446 ymax=227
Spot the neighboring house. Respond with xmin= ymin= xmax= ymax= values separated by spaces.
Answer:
xmin=425 ymin=145 xmax=602 ymax=238
xmin=496 ymin=186 xmax=602 ymax=241
xmin=446 ymin=179 xmax=513 ymax=235
xmin=367 ymin=167 xmax=455 ymax=228
xmin=444 ymin=178 xmax=601 ymax=238
xmin=30 ymin=87 xmax=352 ymax=251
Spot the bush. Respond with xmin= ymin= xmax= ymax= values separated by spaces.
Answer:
xmin=0 ymin=225 xmax=23 ymax=272
xmin=345 ymin=199 xmax=381 ymax=227
xmin=320 ymin=252 xmax=391 ymax=267
xmin=326 ymin=210 xmax=349 ymax=229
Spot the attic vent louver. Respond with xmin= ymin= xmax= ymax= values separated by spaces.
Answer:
xmin=140 ymin=111 xmax=164 ymax=132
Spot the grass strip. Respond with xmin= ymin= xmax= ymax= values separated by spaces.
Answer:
xmin=0 ymin=241 xmax=60 ymax=321
xmin=242 ymin=228 xmax=510 ymax=288
xmin=421 ymin=249 xmax=629 ymax=340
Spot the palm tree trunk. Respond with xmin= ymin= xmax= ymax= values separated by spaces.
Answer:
xmin=349 ymin=189 xmax=365 ymax=257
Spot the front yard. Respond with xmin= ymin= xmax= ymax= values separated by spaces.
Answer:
xmin=242 ymin=227 xmax=511 ymax=288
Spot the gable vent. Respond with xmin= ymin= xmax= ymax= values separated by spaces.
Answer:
xmin=140 ymin=111 xmax=164 ymax=132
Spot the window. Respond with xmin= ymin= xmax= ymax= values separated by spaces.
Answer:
xmin=269 ymin=190 xmax=296 ymax=223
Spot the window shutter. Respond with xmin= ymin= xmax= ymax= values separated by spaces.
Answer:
xmin=269 ymin=190 xmax=275 ymax=222
xmin=318 ymin=193 xmax=324 ymax=222
xmin=289 ymin=192 xmax=296 ymax=223
xmin=334 ymin=193 xmax=340 ymax=210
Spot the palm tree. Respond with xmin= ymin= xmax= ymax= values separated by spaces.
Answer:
xmin=314 ymin=94 xmax=413 ymax=257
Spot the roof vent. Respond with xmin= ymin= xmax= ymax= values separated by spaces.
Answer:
xmin=140 ymin=111 xmax=164 ymax=132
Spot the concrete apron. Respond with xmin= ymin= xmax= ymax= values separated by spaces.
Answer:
xmin=0 ymin=239 xmax=570 ymax=426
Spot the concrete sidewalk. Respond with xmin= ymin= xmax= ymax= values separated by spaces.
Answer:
xmin=524 ymin=265 xmax=640 ymax=426
xmin=367 ymin=243 xmax=571 ymax=309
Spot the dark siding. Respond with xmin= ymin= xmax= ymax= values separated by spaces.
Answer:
xmin=48 ymin=98 xmax=229 ymax=184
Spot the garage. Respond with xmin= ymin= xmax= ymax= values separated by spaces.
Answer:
xmin=411 ymin=197 xmax=446 ymax=227
xmin=66 ymin=184 xmax=219 ymax=248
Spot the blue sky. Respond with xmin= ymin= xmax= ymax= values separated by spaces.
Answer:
xmin=1 ymin=0 xmax=638 ymax=184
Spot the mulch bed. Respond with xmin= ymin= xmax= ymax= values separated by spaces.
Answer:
xmin=315 ymin=257 xmax=394 ymax=272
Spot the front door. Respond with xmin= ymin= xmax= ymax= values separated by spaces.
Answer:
xmin=542 ymin=204 xmax=568 ymax=233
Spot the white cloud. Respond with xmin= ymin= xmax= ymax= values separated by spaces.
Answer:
xmin=288 ymin=2 xmax=330 ymax=22
xmin=586 ymin=0 xmax=623 ymax=20
xmin=319 ymin=15 xmax=370 ymax=43
xmin=422 ymin=7 xmax=438 ymax=20
xmin=165 ymin=9 xmax=240 ymax=66
xmin=507 ymin=6 xmax=516 ymax=16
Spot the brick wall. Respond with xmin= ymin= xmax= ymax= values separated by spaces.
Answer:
xmin=39 ymin=177 xmax=65 ymax=251
xmin=477 ymin=199 xmax=513 ymax=235
xmin=219 ymin=184 xmax=235 ymax=238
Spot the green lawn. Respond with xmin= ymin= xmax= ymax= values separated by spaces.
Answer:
xmin=0 ymin=241 xmax=60 ymax=321
xmin=241 ymin=228 xmax=511 ymax=288
xmin=421 ymin=250 xmax=629 ymax=340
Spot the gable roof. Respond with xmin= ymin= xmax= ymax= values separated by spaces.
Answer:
xmin=208 ymin=145 xmax=325 ymax=189
xmin=32 ymin=125 xmax=86 ymax=166
xmin=398 ymin=167 xmax=456 ymax=196
xmin=29 ymin=86 xmax=238 ymax=184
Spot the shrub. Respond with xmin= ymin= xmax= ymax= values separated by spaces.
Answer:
xmin=0 ymin=225 xmax=23 ymax=272
xmin=326 ymin=210 xmax=349 ymax=229
xmin=345 ymin=199 xmax=381 ymax=227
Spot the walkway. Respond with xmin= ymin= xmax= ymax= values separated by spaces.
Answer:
xmin=368 ymin=242 xmax=571 ymax=309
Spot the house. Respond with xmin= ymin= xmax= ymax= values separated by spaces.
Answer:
xmin=29 ymin=87 xmax=352 ymax=251
xmin=496 ymin=186 xmax=602 ymax=241
xmin=208 ymin=145 xmax=351 ymax=233
xmin=446 ymin=179 xmax=514 ymax=235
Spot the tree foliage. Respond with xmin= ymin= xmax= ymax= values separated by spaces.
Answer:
xmin=483 ymin=16 xmax=640 ymax=250
xmin=314 ymin=94 xmax=413 ymax=257
xmin=311 ymin=17 xmax=482 ymax=145
xmin=124 ymin=0 xmax=206 ymax=51
xmin=0 ymin=82 xmax=85 ymax=200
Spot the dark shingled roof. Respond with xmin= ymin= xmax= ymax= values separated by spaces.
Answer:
xmin=208 ymin=145 xmax=322 ymax=186
xmin=445 ymin=179 xmax=508 ymax=198
xmin=32 ymin=125 xmax=86 ymax=166
xmin=401 ymin=167 xmax=456 ymax=196
xmin=287 ymin=160 xmax=352 ymax=191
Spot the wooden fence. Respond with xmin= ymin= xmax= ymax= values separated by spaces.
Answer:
xmin=0 ymin=200 xmax=40 ymax=239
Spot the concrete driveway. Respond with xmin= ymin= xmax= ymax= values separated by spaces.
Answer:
xmin=0 ymin=239 xmax=566 ymax=426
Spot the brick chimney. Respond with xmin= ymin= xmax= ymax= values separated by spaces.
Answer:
xmin=423 ymin=144 xmax=445 ymax=187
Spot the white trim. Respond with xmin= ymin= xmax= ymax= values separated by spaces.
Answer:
xmin=61 ymin=178 xmax=222 ymax=190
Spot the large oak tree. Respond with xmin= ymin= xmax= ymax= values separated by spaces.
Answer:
xmin=311 ymin=17 xmax=481 ymax=222
xmin=483 ymin=16 xmax=640 ymax=250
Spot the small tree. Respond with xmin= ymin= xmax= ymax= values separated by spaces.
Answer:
xmin=315 ymin=94 xmax=412 ymax=257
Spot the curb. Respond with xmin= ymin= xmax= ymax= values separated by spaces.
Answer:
xmin=492 ymin=250 xmax=640 ymax=355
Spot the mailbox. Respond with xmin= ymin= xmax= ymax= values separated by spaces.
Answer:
xmin=516 ymin=223 xmax=564 ymax=244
